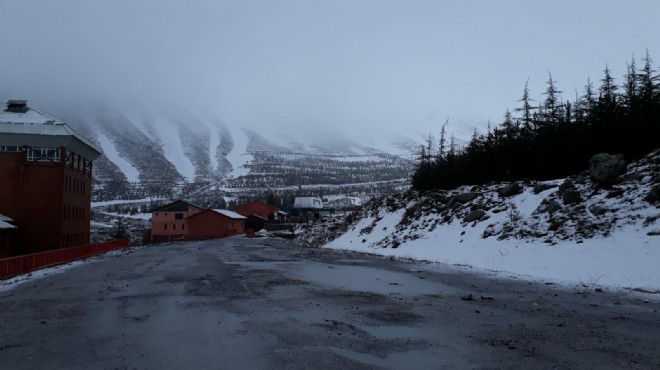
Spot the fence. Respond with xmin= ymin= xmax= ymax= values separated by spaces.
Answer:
xmin=0 ymin=239 xmax=129 ymax=280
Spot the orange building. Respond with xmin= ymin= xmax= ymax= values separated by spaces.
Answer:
xmin=186 ymin=209 xmax=246 ymax=240
xmin=0 ymin=100 xmax=102 ymax=256
xmin=150 ymin=200 xmax=203 ymax=243
xmin=236 ymin=200 xmax=278 ymax=220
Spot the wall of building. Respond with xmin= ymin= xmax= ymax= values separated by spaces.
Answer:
xmin=236 ymin=201 xmax=276 ymax=220
xmin=0 ymin=148 xmax=94 ymax=255
xmin=187 ymin=211 xmax=244 ymax=240
xmin=151 ymin=205 xmax=202 ymax=242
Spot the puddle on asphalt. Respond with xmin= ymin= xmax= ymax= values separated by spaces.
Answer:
xmin=288 ymin=263 xmax=459 ymax=296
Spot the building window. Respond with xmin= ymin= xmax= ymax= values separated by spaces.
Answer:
xmin=0 ymin=145 xmax=21 ymax=152
xmin=27 ymin=147 xmax=60 ymax=162
xmin=182 ymin=224 xmax=185 ymax=230
xmin=175 ymin=213 xmax=183 ymax=220
xmin=173 ymin=224 xmax=176 ymax=230
xmin=164 ymin=224 xmax=167 ymax=230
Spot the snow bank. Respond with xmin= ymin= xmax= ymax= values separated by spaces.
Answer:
xmin=326 ymin=217 xmax=659 ymax=290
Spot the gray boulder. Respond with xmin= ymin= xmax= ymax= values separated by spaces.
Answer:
xmin=589 ymin=153 xmax=626 ymax=183
xmin=645 ymin=184 xmax=660 ymax=205
xmin=498 ymin=182 xmax=523 ymax=197
xmin=558 ymin=179 xmax=581 ymax=205
xmin=463 ymin=209 xmax=486 ymax=222
xmin=562 ymin=190 xmax=582 ymax=205
xmin=533 ymin=182 xmax=557 ymax=194
xmin=545 ymin=201 xmax=562 ymax=214
xmin=589 ymin=205 xmax=608 ymax=216
xmin=455 ymin=192 xmax=478 ymax=203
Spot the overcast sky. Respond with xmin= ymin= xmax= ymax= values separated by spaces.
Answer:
xmin=1 ymin=0 xmax=659 ymax=140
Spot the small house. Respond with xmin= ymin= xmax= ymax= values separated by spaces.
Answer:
xmin=186 ymin=209 xmax=246 ymax=240
xmin=236 ymin=200 xmax=279 ymax=221
xmin=150 ymin=200 xmax=203 ymax=243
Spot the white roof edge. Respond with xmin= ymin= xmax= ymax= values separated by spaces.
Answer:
xmin=0 ymin=213 xmax=15 ymax=222
xmin=212 ymin=209 xmax=247 ymax=219
xmin=0 ymin=220 xmax=17 ymax=229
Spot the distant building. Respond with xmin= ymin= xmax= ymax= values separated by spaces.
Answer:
xmin=236 ymin=200 xmax=289 ymax=231
xmin=186 ymin=209 xmax=246 ymax=240
xmin=293 ymin=197 xmax=324 ymax=209
xmin=150 ymin=200 xmax=204 ymax=243
xmin=150 ymin=200 xmax=247 ymax=242
xmin=0 ymin=100 xmax=102 ymax=256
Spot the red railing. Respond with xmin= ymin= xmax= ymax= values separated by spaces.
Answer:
xmin=0 ymin=239 xmax=129 ymax=280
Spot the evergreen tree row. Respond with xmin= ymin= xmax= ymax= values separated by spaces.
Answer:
xmin=413 ymin=52 xmax=660 ymax=190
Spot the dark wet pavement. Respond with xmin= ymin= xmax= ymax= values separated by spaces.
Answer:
xmin=1 ymin=236 xmax=659 ymax=369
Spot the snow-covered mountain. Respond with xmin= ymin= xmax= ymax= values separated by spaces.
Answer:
xmin=48 ymin=106 xmax=420 ymax=201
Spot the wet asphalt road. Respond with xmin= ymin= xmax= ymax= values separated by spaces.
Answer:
xmin=0 ymin=237 xmax=659 ymax=369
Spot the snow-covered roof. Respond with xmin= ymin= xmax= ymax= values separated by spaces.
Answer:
xmin=0 ymin=214 xmax=16 ymax=229
xmin=0 ymin=221 xmax=16 ymax=229
xmin=0 ymin=213 xmax=14 ymax=222
xmin=212 ymin=209 xmax=247 ymax=219
xmin=0 ymin=102 xmax=102 ymax=161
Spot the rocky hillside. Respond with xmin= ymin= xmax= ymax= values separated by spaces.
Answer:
xmin=300 ymin=150 xmax=660 ymax=248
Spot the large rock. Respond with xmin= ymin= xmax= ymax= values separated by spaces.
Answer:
xmin=454 ymin=192 xmax=478 ymax=203
xmin=498 ymin=182 xmax=523 ymax=197
xmin=533 ymin=182 xmax=557 ymax=194
xmin=589 ymin=153 xmax=626 ymax=183
xmin=558 ymin=179 xmax=581 ymax=205
xmin=645 ymin=184 xmax=660 ymax=205
xmin=463 ymin=209 xmax=485 ymax=222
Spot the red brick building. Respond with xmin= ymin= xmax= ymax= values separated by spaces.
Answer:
xmin=150 ymin=200 xmax=203 ymax=243
xmin=236 ymin=200 xmax=278 ymax=220
xmin=0 ymin=100 xmax=102 ymax=256
xmin=186 ymin=209 xmax=246 ymax=240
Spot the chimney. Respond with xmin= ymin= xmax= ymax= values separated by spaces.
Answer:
xmin=5 ymin=100 xmax=29 ymax=113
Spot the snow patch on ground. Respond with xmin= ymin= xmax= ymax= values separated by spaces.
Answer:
xmin=0 ymin=248 xmax=138 ymax=292
xmin=327 ymin=220 xmax=658 ymax=290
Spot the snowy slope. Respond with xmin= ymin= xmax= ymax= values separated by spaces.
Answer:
xmin=225 ymin=125 xmax=253 ymax=178
xmin=313 ymin=151 xmax=660 ymax=291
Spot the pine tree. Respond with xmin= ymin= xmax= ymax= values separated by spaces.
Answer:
xmin=581 ymin=77 xmax=596 ymax=117
xmin=573 ymin=90 xmax=584 ymax=122
xmin=502 ymin=108 xmax=516 ymax=138
xmin=542 ymin=72 xmax=563 ymax=125
xmin=437 ymin=119 xmax=448 ymax=160
xmin=637 ymin=50 xmax=659 ymax=106
xmin=622 ymin=56 xmax=638 ymax=113
xmin=112 ymin=218 xmax=129 ymax=240
xmin=515 ymin=79 xmax=535 ymax=131
xmin=598 ymin=64 xmax=618 ymax=112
